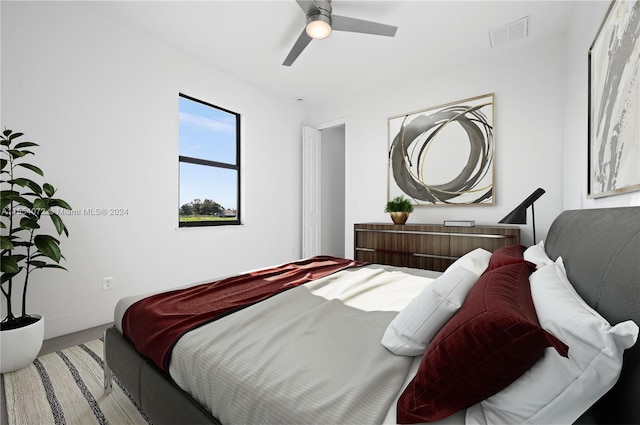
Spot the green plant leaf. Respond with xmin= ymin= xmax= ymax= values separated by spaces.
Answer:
xmin=8 ymin=132 xmax=24 ymax=140
xmin=19 ymin=216 xmax=40 ymax=229
xmin=49 ymin=213 xmax=66 ymax=236
xmin=4 ymin=193 xmax=33 ymax=209
xmin=0 ymin=159 xmax=7 ymax=170
xmin=34 ymin=234 xmax=62 ymax=263
xmin=0 ymin=236 xmax=14 ymax=250
xmin=50 ymin=199 xmax=72 ymax=210
xmin=43 ymin=264 xmax=68 ymax=271
xmin=7 ymin=149 xmax=27 ymax=158
xmin=27 ymin=261 xmax=67 ymax=271
xmin=16 ymin=163 xmax=44 ymax=176
xmin=0 ymin=196 xmax=12 ymax=212
xmin=33 ymin=198 xmax=49 ymax=210
xmin=0 ymin=256 xmax=20 ymax=273
xmin=2 ymin=129 xmax=12 ymax=137
xmin=13 ymin=142 xmax=38 ymax=149
xmin=10 ymin=178 xmax=43 ymax=195
xmin=43 ymin=183 xmax=55 ymax=197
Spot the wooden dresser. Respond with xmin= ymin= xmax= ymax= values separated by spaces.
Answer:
xmin=354 ymin=223 xmax=520 ymax=272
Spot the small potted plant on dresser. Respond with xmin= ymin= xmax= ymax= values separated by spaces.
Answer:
xmin=1 ymin=129 xmax=72 ymax=373
xmin=385 ymin=195 xmax=414 ymax=225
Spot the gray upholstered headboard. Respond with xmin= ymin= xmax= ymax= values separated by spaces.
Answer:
xmin=544 ymin=206 xmax=640 ymax=424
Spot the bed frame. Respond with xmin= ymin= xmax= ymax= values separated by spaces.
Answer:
xmin=104 ymin=206 xmax=640 ymax=424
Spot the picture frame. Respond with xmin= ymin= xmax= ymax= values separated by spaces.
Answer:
xmin=588 ymin=0 xmax=640 ymax=198
xmin=388 ymin=93 xmax=495 ymax=206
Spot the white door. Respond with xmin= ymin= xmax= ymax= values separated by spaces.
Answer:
xmin=302 ymin=126 xmax=322 ymax=258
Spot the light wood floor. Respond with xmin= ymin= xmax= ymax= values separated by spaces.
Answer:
xmin=0 ymin=322 xmax=113 ymax=425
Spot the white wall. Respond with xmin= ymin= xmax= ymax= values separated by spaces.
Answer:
xmin=1 ymin=2 xmax=304 ymax=338
xmin=563 ymin=1 xmax=640 ymax=209
xmin=308 ymin=34 xmax=567 ymax=253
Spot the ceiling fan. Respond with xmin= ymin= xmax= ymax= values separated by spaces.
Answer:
xmin=283 ymin=0 xmax=398 ymax=66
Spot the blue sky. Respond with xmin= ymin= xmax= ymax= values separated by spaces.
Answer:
xmin=178 ymin=96 xmax=238 ymax=209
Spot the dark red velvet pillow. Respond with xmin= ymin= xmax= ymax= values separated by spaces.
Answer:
xmin=396 ymin=262 xmax=568 ymax=423
xmin=486 ymin=244 xmax=528 ymax=271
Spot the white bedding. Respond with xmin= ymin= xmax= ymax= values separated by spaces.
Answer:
xmin=114 ymin=263 xmax=466 ymax=425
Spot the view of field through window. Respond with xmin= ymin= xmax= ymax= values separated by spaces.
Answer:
xmin=178 ymin=94 xmax=240 ymax=226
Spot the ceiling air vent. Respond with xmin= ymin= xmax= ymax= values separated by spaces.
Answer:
xmin=489 ymin=16 xmax=529 ymax=48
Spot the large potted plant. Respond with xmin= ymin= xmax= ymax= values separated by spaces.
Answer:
xmin=1 ymin=129 xmax=71 ymax=373
xmin=385 ymin=195 xmax=414 ymax=225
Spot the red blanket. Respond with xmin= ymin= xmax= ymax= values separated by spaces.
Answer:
xmin=122 ymin=256 xmax=365 ymax=371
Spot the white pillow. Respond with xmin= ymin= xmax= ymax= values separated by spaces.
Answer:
xmin=382 ymin=249 xmax=491 ymax=356
xmin=523 ymin=240 xmax=554 ymax=269
xmin=444 ymin=248 xmax=492 ymax=275
xmin=466 ymin=257 xmax=639 ymax=425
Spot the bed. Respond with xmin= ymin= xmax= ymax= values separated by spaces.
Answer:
xmin=104 ymin=206 xmax=640 ymax=424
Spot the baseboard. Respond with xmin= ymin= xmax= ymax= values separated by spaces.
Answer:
xmin=43 ymin=306 xmax=114 ymax=339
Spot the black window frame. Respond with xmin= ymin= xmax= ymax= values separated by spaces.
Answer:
xmin=178 ymin=93 xmax=241 ymax=227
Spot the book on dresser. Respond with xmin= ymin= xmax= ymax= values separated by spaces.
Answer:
xmin=443 ymin=220 xmax=475 ymax=227
xmin=354 ymin=223 xmax=520 ymax=272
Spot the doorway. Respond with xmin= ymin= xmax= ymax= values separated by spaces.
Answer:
xmin=302 ymin=121 xmax=347 ymax=258
xmin=320 ymin=124 xmax=345 ymax=257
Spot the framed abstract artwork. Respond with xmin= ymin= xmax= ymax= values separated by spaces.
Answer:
xmin=388 ymin=93 xmax=494 ymax=206
xmin=588 ymin=0 xmax=640 ymax=198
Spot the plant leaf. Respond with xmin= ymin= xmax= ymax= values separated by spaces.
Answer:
xmin=50 ymin=199 xmax=72 ymax=210
xmin=16 ymin=163 xmax=44 ymax=176
xmin=27 ymin=260 xmax=48 ymax=268
xmin=7 ymin=149 xmax=27 ymax=158
xmin=0 ymin=256 xmax=20 ymax=273
xmin=44 ymin=264 xmax=68 ymax=271
xmin=33 ymin=198 xmax=49 ymax=211
xmin=0 ymin=196 xmax=12 ymax=212
xmin=19 ymin=216 xmax=40 ymax=229
xmin=10 ymin=178 xmax=42 ymax=195
xmin=13 ymin=141 xmax=38 ymax=149
xmin=49 ymin=213 xmax=66 ymax=236
xmin=0 ymin=236 xmax=14 ymax=250
xmin=4 ymin=193 xmax=33 ymax=209
xmin=8 ymin=132 xmax=24 ymax=140
xmin=43 ymin=183 xmax=55 ymax=197
xmin=34 ymin=234 xmax=62 ymax=263
xmin=28 ymin=262 xmax=67 ymax=271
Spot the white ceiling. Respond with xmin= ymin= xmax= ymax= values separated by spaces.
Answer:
xmin=92 ymin=1 xmax=576 ymax=107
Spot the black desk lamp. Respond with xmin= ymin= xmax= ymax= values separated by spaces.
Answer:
xmin=499 ymin=188 xmax=546 ymax=243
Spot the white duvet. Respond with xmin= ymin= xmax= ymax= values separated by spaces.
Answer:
xmin=115 ymin=263 xmax=467 ymax=425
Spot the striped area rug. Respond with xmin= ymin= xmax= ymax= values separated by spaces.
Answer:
xmin=3 ymin=339 xmax=152 ymax=425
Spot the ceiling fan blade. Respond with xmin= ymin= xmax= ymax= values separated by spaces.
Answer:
xmin=331 ymin=15 xmax=397 ymax=37
xmin=296 ymin=0 xmax=319 ymax=16
xmin=283 ymin=29 xmax=313 ymax=66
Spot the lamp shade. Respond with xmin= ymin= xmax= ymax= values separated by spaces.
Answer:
xmin=499 ymin=188 xmax=546 ymax=224
xmin=306 ymin=14 xmax=332 ymax=39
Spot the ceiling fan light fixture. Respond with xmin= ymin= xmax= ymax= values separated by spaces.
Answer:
xmin=306 ymin=14 xmax=332 ymax=39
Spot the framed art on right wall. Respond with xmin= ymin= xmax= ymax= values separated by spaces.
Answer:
xmin=588 ymin=0 xmax=640 ymax=198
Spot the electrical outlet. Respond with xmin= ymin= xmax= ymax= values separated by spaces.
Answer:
xmin=102 ymin=277 xmax=114 ymax=291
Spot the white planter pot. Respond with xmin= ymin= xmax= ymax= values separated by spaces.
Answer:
xmin=1 ymin=314 xmax=44 ymax=373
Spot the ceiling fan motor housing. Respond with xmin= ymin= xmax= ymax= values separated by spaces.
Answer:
xmin=306 ymin=0 xmax=332 ymax=39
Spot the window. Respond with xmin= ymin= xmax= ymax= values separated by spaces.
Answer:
xmin=178 ymin=93 xmax=241 ymax=227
